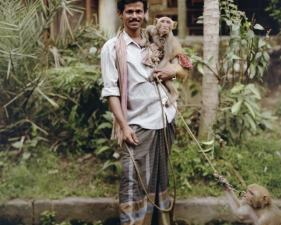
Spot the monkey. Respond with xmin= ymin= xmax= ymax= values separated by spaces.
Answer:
xmin=219 ymin=176 xmax=281 ymax=225
xmin=140 ymin=17 xmax=193 ymax=107
xmin=140 ymin=24 xmax=163 ymax=53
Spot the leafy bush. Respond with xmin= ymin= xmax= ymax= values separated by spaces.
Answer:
xmin=0 ymin=0 xmax=119 ymax=161
xmin=171 ymin=127 xmax=281 ymax=198
xmin=215 ymin=0 xmax=276 ymax=144
xmin=266 ymin=0 xmax=281 ymax=23
xmin=184 ymin=0 xmax=276 ymax=146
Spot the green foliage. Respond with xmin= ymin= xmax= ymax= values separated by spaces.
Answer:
xmin=220 ymin=0 xmax=271 ymax=85
xmin=171 ymin=128 xmax=281 ymax=198
xmin=175 ymin=75 xmax=201 ymax=147
xmin=0 ymin=149 xmax=119 ymax=201
xmin=265 ymin=0 xmax=281 ymax=23
xmin=0 ymin=0 xmax=119 ymax=165
xmin=183 ymin=47 xmax=215 ymax=77
xmin=0 ymin=129 xmax=281 ymax=206
xmin=41 ymin=211 xmax=56 ymax=225
xmin=40 ymin=211 xmax=102 ymax=225
xmin=184 ymin=0 xmax=276 ymax=145
xmin=216 ymin=83 xmax=277 ymax=144
xmin=171 ymin=143 xmax=216 ymax=196
xmin=212 ymin=0 xmax=275 ymax=144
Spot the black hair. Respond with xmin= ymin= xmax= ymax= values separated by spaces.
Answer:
xmin=117 ymin=0 xmax=148 ymax=13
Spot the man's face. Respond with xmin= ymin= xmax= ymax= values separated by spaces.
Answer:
xmin=118 ymin=2 xmax=146 ymax=33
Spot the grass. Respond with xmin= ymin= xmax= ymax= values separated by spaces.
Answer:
xmin=0 ymin=128 xmax=280 ymax=225
xmin=0 ymin=149 xmax=119 ymax=202
xmin=0 ymin=126 xmax=281 ymax=203
xmin=171 ymin=126 xmax=281 ymax=199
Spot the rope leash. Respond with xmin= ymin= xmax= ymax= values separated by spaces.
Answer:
xmin=155 ymin=82 xmax=192 ymax=225
xmin=123 ymin=81 xmax=177 ymax=213
xmin=155 ymin=76 xmax=217 ymax=172
xmin=122 ymin=75 xmax=243 ymax=225
xmin=124 ymin=142 xmax=176 ymax=212
xmin=123 ymin=80 xmax=190 ymax=225
xmin=216 ymin=173 xmax=246 ymax=196
xmin=154 ymin=76 xmax=244 ymax=195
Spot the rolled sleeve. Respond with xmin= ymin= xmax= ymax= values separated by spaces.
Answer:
xmin=102 ymin=86 xmax=120 ymax=97
xmin=101 ymin=38 xmax=120 ymax=98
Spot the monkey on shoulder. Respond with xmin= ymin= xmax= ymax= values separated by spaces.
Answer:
xmin=140 ymin=17 xmax=192 ymax=107
xmin=220 ymin=177 xmax=281 ymax=225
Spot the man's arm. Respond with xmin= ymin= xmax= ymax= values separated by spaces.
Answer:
xmin=153 ymin=67 xmax=176 ymax=81
xmin=108 ymin=96 xmax=138 ymax=146
xmin=153 ymin=58 xmax=188 ymax=82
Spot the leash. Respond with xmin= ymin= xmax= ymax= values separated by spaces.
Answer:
xmin=154 ymin=76 xmax=217 ymax=173
xmin=124 ymin=142 xmax=177 ymax=212
xmin=155 ymin=82 xmax=191 ymax=225
xmin=115 ymin=32 xmax=179 ymax=216
xmin=154 ymin=76 xmax=244 ymax=195
xmin=123 ymin=79 xmax=191 ymax=225
xmin=122 ymin=75 xmax=243 ymax=224
xmin=123 ymin=81 xmax=177 ymax=213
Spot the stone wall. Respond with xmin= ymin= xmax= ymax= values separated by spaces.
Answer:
xmin=0 ymin=197 xmax=280 ymax=225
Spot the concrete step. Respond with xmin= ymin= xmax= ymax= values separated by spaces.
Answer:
xmin=1 ymin=197 xmax=280 ymax=225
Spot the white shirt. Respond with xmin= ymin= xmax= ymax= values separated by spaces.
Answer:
xmin=101 ymin=31 xmax=176 ymax=130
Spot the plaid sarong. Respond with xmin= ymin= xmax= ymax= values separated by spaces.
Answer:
xmin=119 ymin=119 xmax=176 ymax=225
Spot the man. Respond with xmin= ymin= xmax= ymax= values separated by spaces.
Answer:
xmin=101 ymin=0 xmax=186 ymax=224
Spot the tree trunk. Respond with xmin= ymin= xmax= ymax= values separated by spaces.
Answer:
xmin=199 ymin=0 xmax=219 ymax=137
xmin=177 ymin=0 xmax=187 ymax=39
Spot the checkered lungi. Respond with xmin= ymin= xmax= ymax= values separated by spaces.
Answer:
xmin=119 ymin=119 xmax=176 ymax=225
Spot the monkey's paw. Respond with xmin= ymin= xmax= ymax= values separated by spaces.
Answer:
xmin=165 ymin=100 xmax=171 ymax=107
xmin=149 ymin=73 xmax=162 ymax=83
xmin=218 ymin=175 xmax=231 ymax=188
xmin=148 ymin=75 xmax=155 ymax=82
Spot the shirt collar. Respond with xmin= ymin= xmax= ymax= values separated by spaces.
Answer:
xmin=123 ymin=31 xmax=142 ymax=48
xmin=123 ymin=31 xmax=134 ymax=46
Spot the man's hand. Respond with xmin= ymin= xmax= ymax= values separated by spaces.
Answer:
xmin=153 ymin=67 xmax=175 ymax=82
xmin=122 ymin=125 xmax=138 ymax=146
xmin=108 ymin=96 xmax=138 ymax=146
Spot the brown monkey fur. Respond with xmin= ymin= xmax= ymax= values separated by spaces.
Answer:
xmin=222 ymin=180 xmax=281 ymax=225
xmin=140 ymin=17 xmax=189 ymax=106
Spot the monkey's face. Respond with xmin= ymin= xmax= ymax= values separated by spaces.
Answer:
xmin=157 ymin=17 xmax=172 ymax=36
xmin=117 ymin=2 xmax=146 ymax=33
xmin=243 ymin=189 xmax=255 ymax=205
xmin=243 ymin=184 xmax=271 ymax=208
